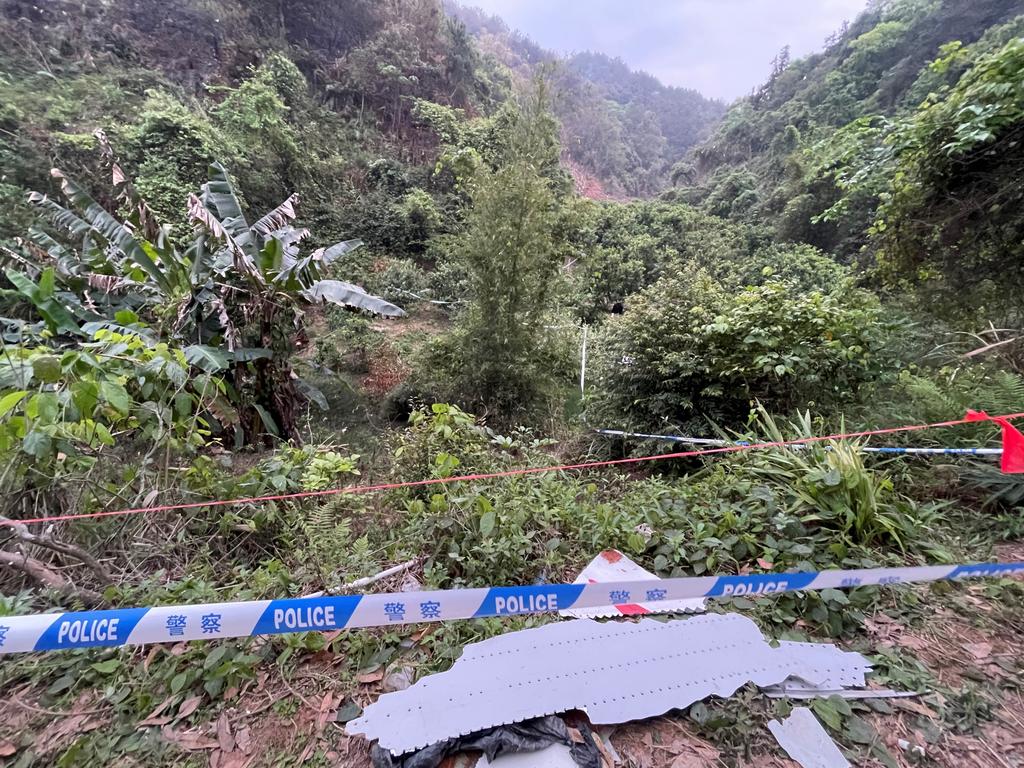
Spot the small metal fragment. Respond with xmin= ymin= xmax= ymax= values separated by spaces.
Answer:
xmin=477 ymin=743 xmax=577 ymax=767
xmin=560 ymin=550 xmax=705 ymax=618
xmin=767 ymin=707 xmax=850 ymax=768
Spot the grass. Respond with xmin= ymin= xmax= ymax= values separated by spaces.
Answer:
xmin=1 ymin=367 xmax=1023 ymax=766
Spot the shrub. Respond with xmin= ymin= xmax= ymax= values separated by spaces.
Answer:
xmin=364 ymin=257 xmax=430 ymax=304
xmin=587 ymin=270 xmax=891 ymax=432
xmin=0 ymin=329 xmax=229 ymax=520
xmin=713 ymin=243 xmax=850 ymax=293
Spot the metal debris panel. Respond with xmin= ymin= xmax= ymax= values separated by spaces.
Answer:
xmin=768 ymin=707 xmax=850 ymax=768
xmin=759 ymin=640 xmax=870 ymax=697
xmin=347 ymin=614 xmax=872 ymax=755
xmin=560 ymin=549 xmax=705 ymax=618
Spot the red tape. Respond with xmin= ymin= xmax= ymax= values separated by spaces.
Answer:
xmin=6 ymin=410 xmax=1024 ymax=527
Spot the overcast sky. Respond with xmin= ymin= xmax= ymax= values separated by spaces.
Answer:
xmin=463 ymin=0 xmax=867 ymax=101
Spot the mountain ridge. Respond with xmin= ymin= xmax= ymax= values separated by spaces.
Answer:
xmin=445 ymin=1 xmax=726 ymax=197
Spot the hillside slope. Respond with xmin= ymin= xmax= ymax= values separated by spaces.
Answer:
xmin=676 ymin=0 xmax=1024 ymax=262
xmin=446 ymin=2 xmax=726 ymax=197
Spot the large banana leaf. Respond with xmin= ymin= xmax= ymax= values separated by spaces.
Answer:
xmin=313 ymin=239 xmax=363 ymax=265
xmin=261 ymin=227 xmax=309 ymax=280
xmin=44 ymin=171 xmax=177 ymax=294
xmin=252 ymin=193 xmax=299 ymax=238
xmin=184 ymin=344 xmax=231 ymax=373
xmin=5 ymin=268 xmax=84 ymax=335
xmin=27 ymin=193 xmax=92 ymax=241
xmin=201 ymin=163 xmax=255 ymax=257
xmin=187 ymin=193 xmax=257 ymax=279
xmin=304 ymin=279 xmax=406 ymax=317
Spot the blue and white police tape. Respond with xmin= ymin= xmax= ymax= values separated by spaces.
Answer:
xmin=594 ymin=429 xmax=1003 ymax=455
xmin=0 ymin=561 xmax=1021 ymax=655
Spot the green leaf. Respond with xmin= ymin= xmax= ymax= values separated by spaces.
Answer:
xmin=47 ymin=673 xmax=76 ymax=695
xmin=229 ymin=348 xmax=272 ymax=363
xmin=114 ymin=309 xmax=139 ymax=325
xmin=203 ymin=645 xmax=229 ymax=671
xmin=0 ymin=390 xmax=28 ymax=419
xmin=844 ymin=715 xmax=878 ymax=745
xmin=70 ymin=380 xmax=99 ymax=415
xmin=38 ymin=267 xmax=56 ymax=299
xmin=198 ymin=162 xmax=254 ymax=257
xmin=31 ymin=354 xmax=62 ymax=384
xmin=174 ymin=392 xmax=193 ymax=418
xmin=99 ymin=380 xmax=131 ymax=415
xmin=5 ymin=269 xmax=81 ymax=335
xmin=184 ymin=345 xmax=230 ymax=373
xmin=170 ymin=672 xmax=189 ymax=694
xmin=27 ymin=392 xmax=59 ymax=423
xmin=22 ymin=430 xmax=52 ymax=459
xmin=295 ymin=378 xmax=328 ymax=410
xmin=479 ymin=510 xmax=496 ymax=537
xmin=811 ymin=698 xmax=843 ymax=731
xmin=91 ymin=659 xmax=121 ymax=675
xmin=252 ymin=403 xmax=280 ymax=437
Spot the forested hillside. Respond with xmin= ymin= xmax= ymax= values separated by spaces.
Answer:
xmin=446 ymin=2 xmax=726 ymax=197
xmin=678 ymin=0 xmax=1024 ymax=322
xmin=2 ymin=1 xmax=1024 ymax=766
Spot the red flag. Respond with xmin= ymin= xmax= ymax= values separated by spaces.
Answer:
xmin=965 ymin=410 xmax=1024 ymax=473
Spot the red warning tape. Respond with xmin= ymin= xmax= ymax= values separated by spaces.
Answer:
xmin=5 ymin=410 xmax=1024 ymax=527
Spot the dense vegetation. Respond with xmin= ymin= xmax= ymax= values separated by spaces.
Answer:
xmin=678 ymin=0 xmax=1024 ymax=322
xmin=1 ymin=0 xmax=1024 ymax=765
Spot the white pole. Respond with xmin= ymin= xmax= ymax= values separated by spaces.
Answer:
xmin=579 ymin=324 xmax=588 ymax=396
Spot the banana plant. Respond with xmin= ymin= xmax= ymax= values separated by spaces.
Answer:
xmin=185 ymin=161 xmax=405 ymax=442
xmin=17 ymin=146 xmax=405 ymax=444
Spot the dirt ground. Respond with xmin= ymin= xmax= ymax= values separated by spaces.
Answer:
xmin=2 ymin=565 xmax=1022 ymax=767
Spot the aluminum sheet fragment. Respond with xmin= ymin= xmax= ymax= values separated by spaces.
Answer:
xmin=347 ymin=614 xmax=872 ymax=755
xmin=760 ymin=641 xmax=871 ymax=698
xmin=768 ymin=707 xmax=850 ymax=767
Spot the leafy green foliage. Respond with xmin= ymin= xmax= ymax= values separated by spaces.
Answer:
xmin=587 ymin=271 xmax=891 ymax=432
xmin=683 ymin=0 xmax=1023 ymax=263
xmin=872 ymin=36 xmax=1024 ymax=317
xmin=0 ymin=329 xmax=227 ymax=518
xmin=429 ymin=77 xmax=571 ymax=417
xmin=17 ymin=151 xmax=402 ymax=443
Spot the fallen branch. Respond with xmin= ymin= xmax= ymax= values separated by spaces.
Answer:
xmin=0 ymin=549 xmax=105 ymax=606
xmin=7 ymin=696 xmax=108 ymax=718
xmin=0 ymin=515 xmax=112 ymax=586
xmin=303 ymin=558 xmax=419 ymax=598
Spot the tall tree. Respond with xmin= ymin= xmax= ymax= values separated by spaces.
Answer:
xmin=449 ymin=75 xmax=564 ymax=415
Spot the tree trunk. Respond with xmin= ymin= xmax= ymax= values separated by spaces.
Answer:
xmin=237 ymin=358 xmax=301 ymax=447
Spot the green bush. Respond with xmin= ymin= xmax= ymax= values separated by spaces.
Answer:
xmin=365 ymin=257 xmax=430 ymax=304
xmin=587 ymin=270 xmax=891 ymax=432
xmin=713 ymin=243 xmax=850 ymax=293
xmin=0 ymin=329 xmax=229 ymax=519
